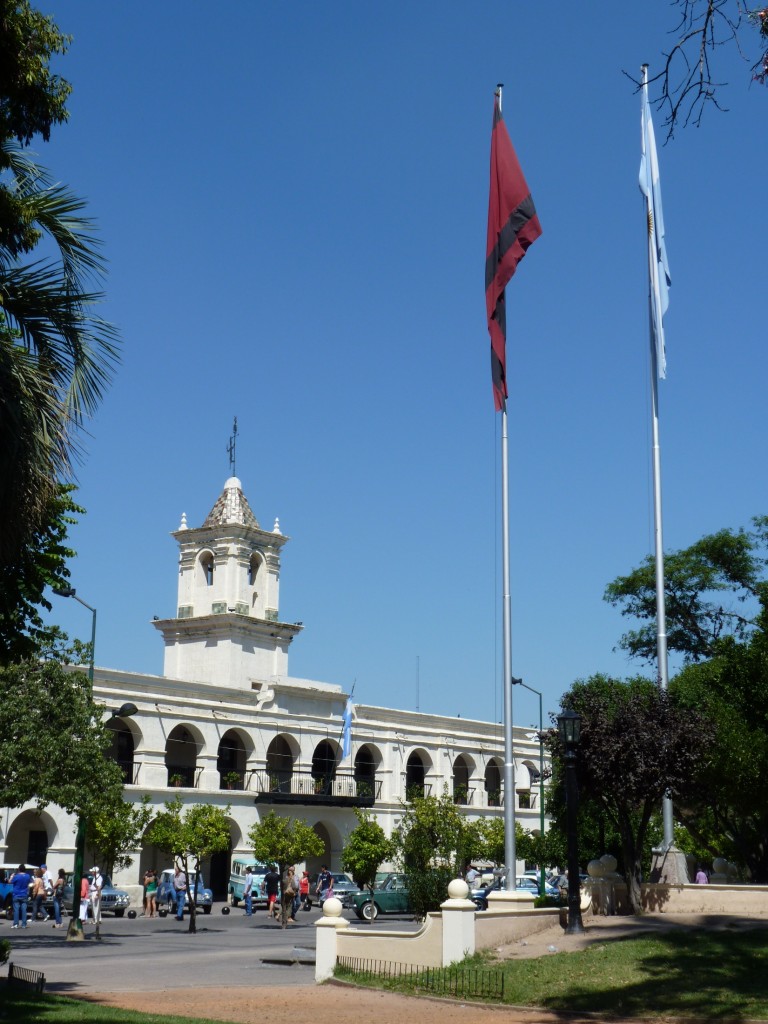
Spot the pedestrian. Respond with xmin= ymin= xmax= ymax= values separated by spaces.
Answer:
xmin=290 ymin=866 xmax=301 ymax=920
xmin=10 ymin=864 xmax=32 ymax=929
xmin=145 ymin=868 xmax=158 ymax=917
xmin=695 ymin=866 xmax=709 ymax=884
xmin=465 ymin=864 xmax=479 ymax=886
xmin=263 ymin=864 xmax=280 ymax=919
xmin=31 ymin=868 xmax=51 ymax=922
xmin=173 ymin=864 xmax=187 ymax=920
xmin=316 ymin=864 xmax=333 ymax=904
xmin=299 ymin=870 xmax=310 ymax=911
xmin=280 ymin=865 xmax=297 ymax=928
xmin=141 ymin=867 xmax=153 ymax=916
xmin=51 ymin=868 xmax=66 ymax=928
xmin=79 ymin=873 xmax=90 ymax=923
xmin=90 ymin=866 xmax=104 ymax=924
xmin=243 ymin=865 xmax=254 ymax=916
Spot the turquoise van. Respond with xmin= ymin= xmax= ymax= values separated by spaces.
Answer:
xmin=228 ymin=860 xmax=268 ymax=907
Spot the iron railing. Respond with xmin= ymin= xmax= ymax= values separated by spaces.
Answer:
xmin=335 ymin=957 xmax=505 ymax=1001
xmin=252 ymin=769 xmax=381 ymax=805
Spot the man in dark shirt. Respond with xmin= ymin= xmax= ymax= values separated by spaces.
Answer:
xmin=263 ymin=865 xmax=280 ymax=919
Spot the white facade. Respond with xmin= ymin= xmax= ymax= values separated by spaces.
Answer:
xmin=0 ymin=477 xmax=549 ymax=899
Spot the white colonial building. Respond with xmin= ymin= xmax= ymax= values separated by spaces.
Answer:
xmin=1 ymin=476 xmax=549 ymax=900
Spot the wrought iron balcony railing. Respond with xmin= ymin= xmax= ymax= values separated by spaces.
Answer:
xmin=252 ymin=769 xmax=380 ymax=807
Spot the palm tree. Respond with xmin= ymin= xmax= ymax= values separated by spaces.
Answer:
xmin=0 ymin=139 xmax=120 ymax=567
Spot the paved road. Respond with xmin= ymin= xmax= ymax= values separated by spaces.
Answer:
xmin=0 ymin=906 xmax=421 ymax=996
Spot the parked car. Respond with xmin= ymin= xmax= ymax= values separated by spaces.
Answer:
xmin=471 ymin=875 xmax=559 ymax=910
xmin=228 ymin=860 xmax=268 ymax=907
xmin=353 ymin=871 xmax=411 ymax=921
xmin=156 ymin=868 xmax=213 ymax=914
xmin=307 ymin=871 xmax=361 ymax=908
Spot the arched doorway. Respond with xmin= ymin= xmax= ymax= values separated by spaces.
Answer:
xmin=165 ymin=724 xmax=200 ymax=788
xmin=311 ymin=740 xmax=338 ymax=796
xmin=354 ymin=744 xmax=378 ymax=799
xmin=405 ymin=752 xmax=426 ymax=799
xmin=217 ymin=729 xmax=246 ymax=789
xmin=107 ymin=720 xmax=136 ymax=784
xmin=5 ymin=809 xmax=58 ymax=866
xmin=266 ymin=735 xmax=295 ymax=794
xmin=485 ymin=759 xmax=502 ymax=807
xmin=308 ymin=823 xmax=331 ymax=875
xmin=453 ymin=754 xmax=471 ymax=805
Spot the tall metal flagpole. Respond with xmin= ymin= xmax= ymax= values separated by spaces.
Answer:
xmin=497 ymin=84 xmax=517 ymax=890
xmin=641 ymin=65 xmax=674 ymax=849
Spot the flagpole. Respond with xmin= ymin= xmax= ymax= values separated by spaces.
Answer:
xmin=497 ymin=84 xmax=517 ymax=890
xmin=641 ymin=65 xmax=674 ymax=850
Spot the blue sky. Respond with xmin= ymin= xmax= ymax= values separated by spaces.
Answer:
xmin=38 ymin=2 xmax=766 ymax=730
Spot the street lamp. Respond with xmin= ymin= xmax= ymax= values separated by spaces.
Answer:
xmin=557 ymin=708 xmax=584 ymax=935
xmin=53 ymin=585 xmax=97 ymax=941
xmin=512 ymin=677 xmax=546 ymax=897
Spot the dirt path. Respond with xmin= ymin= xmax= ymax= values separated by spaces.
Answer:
xmin=79 ymin=914 xmax=768 ymax=1024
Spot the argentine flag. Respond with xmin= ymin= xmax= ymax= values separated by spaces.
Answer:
xmin=342 ymin=698 xmax=353 ymax=760
xmin=639 ymin=75 xmax=671 ymax=379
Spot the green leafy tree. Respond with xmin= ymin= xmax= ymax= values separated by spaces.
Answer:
xmin=0 ymin=658 xmax=123 ymax=818
xmin=553 ymin=674 xmax=713 ymax=914
xmin=392 ymin=790 xmax=466 ymax=919
xmin=88 ymin=795 xmax=152 ymax=879
xmin=1 ymin=1 xmax=119 ymax=587
xmin=671 ymin=611 xmax=768 ymax=881
xmin=0 ymin=483 xmax=81 ymax=665
xmin=604 ymin=517 xmax=768 ymax=665
xmin=248 ymin=810 xmax=324 ymax=880
xmin=341 ymin=809 xmax=394 ymax=921
xmin=145 ymin=796 xmax=231 ymax=934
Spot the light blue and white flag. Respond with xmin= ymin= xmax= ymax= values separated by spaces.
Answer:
xmin=639 ymin=74 xmax=671 ymax=379
xmin=342 ymin=698 xmax=353 ymax=760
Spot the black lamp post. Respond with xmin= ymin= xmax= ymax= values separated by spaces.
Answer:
xmin=557 ymin=708 xmax=584 ymax=935
xmin=54 ymin=585 xmax=96 ymax=940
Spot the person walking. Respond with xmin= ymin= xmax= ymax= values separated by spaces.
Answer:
xmin=243 ymin=865 xmax=254 ymax=916
xmin=172 ymin=865 xmax=187 ymax=921
xmin=145 ymin=868 xmax=158 ymax=917
xmin=31 ymin=868 xmax=50 ymax=922
xmin=316 ymin=864 xmax=333 ymax=905
xmin=280 ymin=866 xmax=297 ymax=928
xmin=51 ymin=868 xmax=66 ymax=928
xmin=10 ymin=864 xmax=32 ymax=929
xmin=263 ymin=865 xmax=280 ymax=920
xmin=79 ymin=874 xmax=91 ymax=923
xmin=299 ymin=870 xmax=310 ymax=911
xmin=90 ymin=866 xmax=104 ymax=925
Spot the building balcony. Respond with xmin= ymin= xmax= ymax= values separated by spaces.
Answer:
xmin=251 ymin=769 xmax=381 ymax=807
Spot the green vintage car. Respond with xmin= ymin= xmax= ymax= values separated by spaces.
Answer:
xmin=352 ymin=871 xmax=410 ymax=921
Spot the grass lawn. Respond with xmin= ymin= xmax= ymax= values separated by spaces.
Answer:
xmin=336 ymin=927 xmax=768 ymax=1019
xmin=0 ymin=987 xmax=234 ymax=1024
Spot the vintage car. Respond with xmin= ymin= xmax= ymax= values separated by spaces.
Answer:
xmin=352 ymin=871 xmax=411 ymax=921
xmin=156 ymin=867 xmax=213 ymax=914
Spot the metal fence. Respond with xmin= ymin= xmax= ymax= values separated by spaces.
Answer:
xmin=8 ymin=962 xmax=46 ymax=994
xmin=335 ymin=956 xmax=505 ymax=1001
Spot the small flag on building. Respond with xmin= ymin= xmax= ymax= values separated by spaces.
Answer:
xmin=485 ymin=91 xmax=542 ymax=412
xmin=342 ymin=698 xmax=353 ymax=760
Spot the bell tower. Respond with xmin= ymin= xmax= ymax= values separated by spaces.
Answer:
xmin=153 ymin=477 xmax=302 ymax=689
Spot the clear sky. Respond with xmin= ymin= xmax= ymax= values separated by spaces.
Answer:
xmin=37 ymin=2 xmax=766 ymax=731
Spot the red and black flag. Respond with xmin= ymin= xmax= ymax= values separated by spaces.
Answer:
xmin=485 ymin=93 xmax=542 ymax=411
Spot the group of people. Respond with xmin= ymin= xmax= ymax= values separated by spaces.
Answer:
xmin=78 ymin=866 xmax=105 ymax=924
xmin=241 ymin=864 xmax=333 ymax=928
xmin=9 ymin=863 xmax=68 ymax=929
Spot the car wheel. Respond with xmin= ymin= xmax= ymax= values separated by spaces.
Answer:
xmin=473 ymin=898 xmax=486 ymax=911
xmin=114 ymin=909 xmax=125 ymax=918
xmin=202 ymin=905 xmax=212 ymax=914
xmin=361 ymin=900 xmax=378 ymax=921
xmin=231 ymin=894 xmax=239 ymax=906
